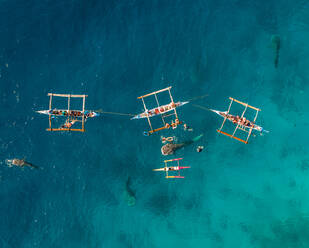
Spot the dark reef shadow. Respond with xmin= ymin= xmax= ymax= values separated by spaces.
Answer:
xmin=145 ymin=191 xmax=178 ymax=217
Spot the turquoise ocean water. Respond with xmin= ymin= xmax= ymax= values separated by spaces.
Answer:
xmin=1 ymin=0 xmax=309 ymax=247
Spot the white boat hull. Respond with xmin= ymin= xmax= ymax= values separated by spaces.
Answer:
xmin=131 ymin=101 xmax=189 ymax=120
xmin=36 ymin=110 xmax=50 ymax=115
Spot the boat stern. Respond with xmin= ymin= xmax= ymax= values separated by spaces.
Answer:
xmin=36 ymin=110 xmax=51 ymax=115
xmin=210 ymin=109 xmax=225 ymax=116
xmin=92 ymin=112 xmax=100 ymax=117
xmin=178 ymin=101 xmax=189 ymax=107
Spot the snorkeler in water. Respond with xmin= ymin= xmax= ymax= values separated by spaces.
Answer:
xmin=6 ymin=158 xmax=39 ymax=169
xmin=161 ymin=136 xmax=175 ymax=144
xmin=183 ymin=123 xmax=193 ymax=132
xmin=61 ymin=119 xmax=77 ymax=129
xmin=196 ymin=146 xmax=204 ymax=153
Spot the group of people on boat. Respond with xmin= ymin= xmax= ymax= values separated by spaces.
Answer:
xmin=223 ymin=113 xmax=254 ymax=128
xmin=50 ymin=109 xmax=77 ymax=116
xmin=147 ymin=101 xmax=178 ymax=117
xmin=47 ymin=109 xmax=97 ymax=129
xmin=49 ymin=109 xmax=96 ymax=118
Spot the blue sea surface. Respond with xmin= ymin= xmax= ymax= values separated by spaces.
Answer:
xmin=1 ymin=0 xmax=309 ymax=247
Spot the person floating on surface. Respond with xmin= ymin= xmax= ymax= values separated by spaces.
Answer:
xmin=196 ymin=146 xmax=204 ymax=153
xmin=61 ymin=119 xmax=77 ymax=129
xmin=183 ymin=123 xmax=193 ymax=132
xmin=161 ymin=136 xmax=174 ymax=144
xmin=171 ymin=120 xmax=177 ymax=129
xmin=5 ymin=158 xmax=39 ymax=169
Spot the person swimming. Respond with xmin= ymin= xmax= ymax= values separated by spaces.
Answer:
xmin=161 ymin=136 xmax=174 ymax=144
xmin=196 ymin=146 xmax=204 ymax=153
xmin=171 ymin=120 xmax=177 ymax=129
xmin=61 ymin=119 xmax=77 ymax=129
xmin=6 ymin=158 xmax=39 ymax=169
xmin=183 ymin=123 xmax=193 ymax=131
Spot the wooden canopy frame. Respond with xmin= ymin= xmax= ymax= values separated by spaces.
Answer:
xmin=46 ymin=93 xmax=87 ymax=132
xmin=217 ymin=97 xmax=261 ymax=144
xmin=137 ymin=86 xmax=182 ymax=135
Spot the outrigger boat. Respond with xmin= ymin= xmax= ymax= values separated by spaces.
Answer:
xmin=210 ymin=109 xmax=264 ymax=132
xmin=132 ymin=86 xmax=188 ymax=135
xmin=212 ymin=97 xmax=268 ymax=144
xmin=153 ymin=158 xmax=190 ymax=179
xmin=36 ymin=93 xmax=99 ymax=132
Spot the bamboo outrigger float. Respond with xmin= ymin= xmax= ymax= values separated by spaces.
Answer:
xmin=36 ymin=93 xmax=99 ymax=132
xmin=212 ymin=97 xmax=268 ymax=144
xmin=153 ymin=158 xmax=190 ymax=179
xmin=132 ymin=86 xmax=188 ymax=135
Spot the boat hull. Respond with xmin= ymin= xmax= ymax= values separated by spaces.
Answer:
xmin=131 ymin=101 xmax=189 ymax=120
xmin=153 ymin=168 xmax=166 ymax=172
xmin=36 ymin=110 xmax=50 ymax=115
xmin=36 ymin=109 xmax=99 ymax=118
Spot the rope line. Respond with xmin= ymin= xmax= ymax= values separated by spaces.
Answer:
xmin=191 ymin=104 xmax=211 ymax=111
xmin=93 ymin=93 xmax=209 ymax=117
xmin=187 ymin=93 xmax=209 ymax=102
xmin=95 ymin=109 xmax=135 ymax=117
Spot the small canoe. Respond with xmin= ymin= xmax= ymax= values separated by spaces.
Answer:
xmin=153 ymin=166 xmax=190 ymax=172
